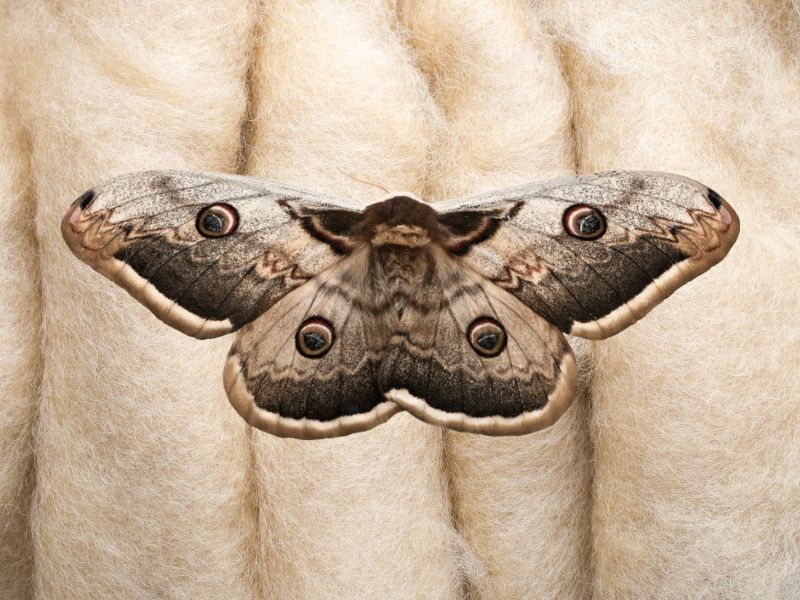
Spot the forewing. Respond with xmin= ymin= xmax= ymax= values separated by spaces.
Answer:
xmin=435 ymin=171 xmax=739 ymax=339
xmin=61 ymin=170 xmax=366 ymax=338
xmin=224 ymin=248 xmax=401 ymax=439
xmin=381 ymin=247 xmax=576 ymax=435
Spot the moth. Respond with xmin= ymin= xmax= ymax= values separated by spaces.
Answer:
xmin=62 ymin=171 xmax=739 ymax=439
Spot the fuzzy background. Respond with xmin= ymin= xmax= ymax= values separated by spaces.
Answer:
xmin=2 ymin=0 xmax=799 ymax=598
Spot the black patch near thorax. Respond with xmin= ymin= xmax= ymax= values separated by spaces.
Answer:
xmin=437 ymin=202 xmax=522 ymax=255
xmin=279 ymin=199 xmax=363 ymax=255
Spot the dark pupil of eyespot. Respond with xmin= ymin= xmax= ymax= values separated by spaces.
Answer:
xmin=476 ymin=332 xmax=499 ymax=350
xmin=578 ymin=214 xmax=600 ymax=235
xmin=203 ymin=212 xmax=224 ymax=232
xmin=303 ymin=331 xmax=327 ymax=351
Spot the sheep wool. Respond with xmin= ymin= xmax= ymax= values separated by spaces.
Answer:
xmin=1 ymin=0 xmax=797 ymax=598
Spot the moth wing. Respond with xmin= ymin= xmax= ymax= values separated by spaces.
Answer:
xmin=434 ymin=171 xmax=739 ymax=339
xmin=224 ymin=248 xmax=401 ymax=439
xmin=381 ymin=248 xmax=576 ymax=435
xmin=61 ymin=170 xmax=366 ymax=338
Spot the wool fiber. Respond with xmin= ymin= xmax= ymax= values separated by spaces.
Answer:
xmin=2 ymin=1 xmax=798 ymax=598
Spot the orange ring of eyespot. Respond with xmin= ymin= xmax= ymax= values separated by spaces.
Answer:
xmin=296 ymin=317 xmax=335 ymax=359
xmin=196 ymin=203 xmax=239 ymax=238
xmin=563 ymin=204 xmax=606 ymax=240
xmin=467 ymin=317 xmax=507 ymax=357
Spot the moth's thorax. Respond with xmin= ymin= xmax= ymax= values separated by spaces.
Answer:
xmin=370 ymin=224 xmax=429 ymax=247
xmin=362 ymin=195 xmax=442 ymax=248
xmin=361 ymin=196 xmax=449 ymax=315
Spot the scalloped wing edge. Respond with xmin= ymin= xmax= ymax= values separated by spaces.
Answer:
xmin=570 ymin=203 xmax=740 ymax=340
xmin=385 ymin=352 xmax=577 ymax=436
xmin=223 ymin=354 xmax=403 ymax=439
xmin=61 ymin=220 xmax=233 ymax=339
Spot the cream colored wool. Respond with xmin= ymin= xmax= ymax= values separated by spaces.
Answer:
xmin=244 ymin=1 xmax=462 ymax=597
xmin=398 ymin=1 xmax=592 ymax=597
xmin=10 ymin=1 xmax=261 ymax=597
xmin=3 ymin=1 xmax=799 ymax=599
xmin=538 ymin=0 xmax=800 ymax=597
xmin=0 ymin=7 xmax=38 ymax=597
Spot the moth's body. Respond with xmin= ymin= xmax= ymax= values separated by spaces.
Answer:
xmin=362 ymin=197 xmax=448 ymax=320
xmin=62 ymin=170 xmax=739 ymax=438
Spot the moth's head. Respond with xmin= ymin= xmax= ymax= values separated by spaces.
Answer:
xmin=362 ymin=193 xmax=440 ymax=247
